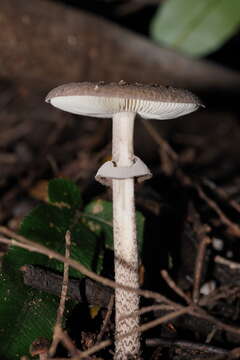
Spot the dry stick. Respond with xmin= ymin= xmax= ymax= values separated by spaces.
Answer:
xmin=96 ymin=295 xmax=115 ymax=343
xmin=161 ymin=270 xmax=192 ymax=306
xmin=202 ymin=178 xmax=240 ymax=214
xmin=0 ymin=234 xmax=197 ymax=359
xmin=52 ymin=340 xmax=111 ymax=360
xmin=141 ymin=120 xmax=240 ymax=239
xmin=2 ymin=230 xmax=240 ymax=337
xmin=0 ymin=227 xmax=176 ymax=306
xmin=215 ymin=255 xmax=240 ymax=270
xmin=56 ymin=329 xmax=79 ymax=358
xmin=141 ymin=119 xmax=178 ymax=176
xmin=206 ymin=326 xmax=218 ymax=344
xmin=0 ymin=233 xmax=239 ymax=341
xmin=193 ymin=235 xmax=212 ymax=304
xmin=141 ymin=119 xmax=178 ymax=161
xmin=146 ymin=338 xmax=228 ymax=356
xmin=195 ymin=184 xmax=240 ymax=238
xmin=143 ymin=120 xmax=240 ymax=296
xmin=161 ymin=270 xmax=191 ymax=304
xmin=21 ymin=264 xmax=112 ymax=307
xmin=196 ymin=304 xmax=238 ymax=337
xmin=199 ymin=285 xmax=240 ymax=307
xmin=193 ymin=346 xmax=240 ymax=360
xmin=68 ymin=307 xmax=191 ymax=360
xmin=48 ymin=231 xmax=76 ymax=357
xmin=184 ymin=175 xmax=240 ymax=239
xmin=139 ymin=117 xmax=240 ymax=341
xmin=161 ymin=269 xmax=240 ymax=336
xmin=52 ymin=307 xmax=188 ymax=360
xmin=131 ymin=307 xmax=190 ymax=338
xmin=190 ymin=207 xmax=211 ymax=304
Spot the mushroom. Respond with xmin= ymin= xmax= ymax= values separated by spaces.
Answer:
xmin=46 ymin=81 xmax=202 ymax=359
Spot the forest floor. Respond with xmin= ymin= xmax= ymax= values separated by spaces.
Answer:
xmin=1 ymin=1 xmax=240 ymax=359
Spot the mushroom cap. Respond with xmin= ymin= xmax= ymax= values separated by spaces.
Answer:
xmin=46 ymin=81 xmax=203 ymax=120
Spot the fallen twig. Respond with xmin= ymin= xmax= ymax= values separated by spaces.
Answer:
xmin=96 ymin=295 xmax=114 ymax=343
xmin=0 ymin=226 xmax=177 ymax=306
xmin=195 ymin=184 xmax=240 ymax=238
xmin=2 ymin=226 xmax=240 ymax=344
xmin=199 ymin=285 xmax=240 ymax=307
xmin=71 ymin=307 xmax=190 ymax=360
xmin=142 ymin=120 xmax=240 ymax=239
xmin=202 ymin=178 xmax=240 ymax=214
xmin=146 ymin=337 xmax=228 ymax=355
xmin=49 ymin=231 xmax=76 ymax=357
xmin=161 ymin=269 xmax=191 ymax=304
xmin=160 ymin=269 xmax=240 ymax=337
xmin=192 ymin=214 xmax=212 ymax=303
xmin=20 ymin=264 xmax=113 ymax=307
xmin=215 ymin=256 xmax=240 ymax=270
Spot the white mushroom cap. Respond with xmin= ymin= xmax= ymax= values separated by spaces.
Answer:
xmin=46 ymin=81 xmax=203 ymax=120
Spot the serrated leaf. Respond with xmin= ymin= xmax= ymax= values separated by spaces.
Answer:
xmin=48 ymin=178 xmax=82 ymax=209
xmin=150 ymin=0 xmax=240 ymax=57
xmin=83 ymin=199 xmax=145 ymax=253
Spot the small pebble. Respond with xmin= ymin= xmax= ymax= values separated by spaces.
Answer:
xmin=200 ymin=280 xmax=216 ymax=295
xmin=212 ymin=238 xmax=224 ymax=251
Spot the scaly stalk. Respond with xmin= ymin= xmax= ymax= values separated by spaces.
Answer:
xmin=112 ymin=112 xmax=140 ymax=359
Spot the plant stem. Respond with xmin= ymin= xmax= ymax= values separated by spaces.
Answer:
xmin=112 ymin=112 xmax=140 ymax=359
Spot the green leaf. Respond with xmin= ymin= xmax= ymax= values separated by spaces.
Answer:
xmin=19 ymin=178 xmax=103 ymax=278
xmin=83 ymin=199 xmax=145 ymax=253
xmin=48 ymin=178 xmax=82 ymax=209
xmin=136 ymin=212 xmax=145 ymax=252
xmin=0 ymin=247 xmax=62 ymax=360
xmin=20 ymin=193 xmax=102 ymax=278
xmin=71 ymin=224 xmax=103 ymax=275
xmin=0 ymin=178 xmax=103 ymax=359
xmin=20 ymin=203 xmax=72 ymax=244
xmin=150 ymin=0 xmax=240 ymax=57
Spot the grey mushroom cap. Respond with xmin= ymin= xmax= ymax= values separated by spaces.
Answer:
xmin=46 ymin=81 xmax=203 ymax=120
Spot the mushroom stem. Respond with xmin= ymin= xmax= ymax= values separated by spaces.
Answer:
xmin=112 ymin=112 xmax=140 ymax=359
